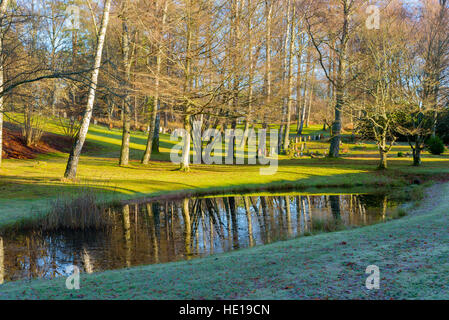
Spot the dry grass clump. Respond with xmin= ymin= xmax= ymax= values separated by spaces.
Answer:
xmin=42 ymin=191 xmax=113 ymax=231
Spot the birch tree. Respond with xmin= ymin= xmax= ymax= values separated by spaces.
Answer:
xmin=64 ymin=0 xmax=112 ymax=179
xmin=119 ymin=0 xmax=132 ymax=166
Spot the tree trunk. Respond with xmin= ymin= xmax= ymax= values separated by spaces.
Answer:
xmin=0 ymin=0 xmax=9 ymax=168
xmin=119 ymin=3 xmax=132 ymax=166
xmin=329 ymin=35 xmax=346 ymax=158
xmin=142 ymin=97 xmax=155 ymax=163
xmin=413 ymin=141 xmax=422 ymax=166
xmin=122 ymin=204 xmax=131 ymax=267
xmin=119 ymin=101 xmax=131 ymax=166
xmin=142 ymin=0 xmax=168 ymax=164
xmin=146 ymin=203 xmax=159 ymax=263
xmin=229 ymin=197 xmax=239 ymax=249
xmin=180 ymin=113 xmax=191 ymax=171
xmin=378 ymin=148 xmax=387 ymax=169
xmin=240 ymin=0 xmax=254 ymax=148
xmin=295 ymin=35 xmax=304 ymax=135
xmin=283 ymin=2 xmax=295 ymax=151
xmin=328 ymin=88 xmax=343 ymax=158
xmin=243 ymin=196 xmax=254 ymax=247
xmin=181 ymin=198 xmax=191 ymax=257
xmin=227 ymin=120 xmax=237 ymax=161
xmin=180 ymin=0 xmax=193 ymax=171
xmin=153 ymin=113 xmax=160 ymax=153
xmin=298 ymin=45 xmax=312 ymax=136
xmin=64 ymin=0 xmax=112 ymax=179
xmin=277 ymin=124 xmax=284 ymax=154
xmin=306 ymin=64 xmax=315 ymax=128
xmin=329 ymin=195 xmax=341 ymax=220
xmin=264 ymin=0 xmax=272 ymax=121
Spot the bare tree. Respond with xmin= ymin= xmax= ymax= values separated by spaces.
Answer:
xmin=305 ymin=0 xmax=364 ymax=157
xmin=119 ymin=0 xmax=132 ymax=166
xmin=421 ymin=0 xmax=449 ymax=137
xmin=141 ymin=0 xmax=168 ymax=164
xmin=395 ymin=0 xmax=448 ymax=166
xmin=282 ymin=0 xmax=295 ymax=151
xmin=352 ymin=4 xmax=407 ymax=169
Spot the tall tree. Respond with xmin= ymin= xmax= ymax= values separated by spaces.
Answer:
xmin=352 ymin=3 xmax=407 ymax=169
xmin=240 ymin=0 xmax=257 ymax=147
xmin=306 ymin=0 xmax=362 ymax=157
xmin=421 ymin=0 xmax=449 ymax=137
xmin=64 ymin=0 xmax=112 ymax=179
xmin=282 ymin=0 xmax=295 ymax=151
xmin=395 ymin=0 xmax=448 ymax=166
xmin=0 ymin=0 xmax=9 ymax=167
xmin=264 ymin=0 xmax=273 ymax=126
xmin=142 ymin=0 xmax=168 ymax=164
xmin=119 ymin=0 xmax=132 ymax=166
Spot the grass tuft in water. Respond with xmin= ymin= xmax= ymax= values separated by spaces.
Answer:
xmin=41 ymin=190 xmax=112 ymax=231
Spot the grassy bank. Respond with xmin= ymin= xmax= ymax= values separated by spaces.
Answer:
xmin=0 ymin=182 xmax=448 ymax=299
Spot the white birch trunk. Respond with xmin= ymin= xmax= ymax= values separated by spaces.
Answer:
xmin=64 ymin=0 xmax=112 ymax=178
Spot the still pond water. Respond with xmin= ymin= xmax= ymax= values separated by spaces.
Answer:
xmin=0 ymin=193 xmax=397 ymax=283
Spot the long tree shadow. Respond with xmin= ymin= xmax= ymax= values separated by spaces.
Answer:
xmin=0 ymin=175 xmax=199 ymax=200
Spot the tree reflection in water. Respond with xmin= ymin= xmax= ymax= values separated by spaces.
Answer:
xmin=0 ymin=193 xmax=394 ymax=282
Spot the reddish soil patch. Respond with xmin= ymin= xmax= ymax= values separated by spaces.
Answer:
xmin=2 ymin=122 xmax=75 ymax=160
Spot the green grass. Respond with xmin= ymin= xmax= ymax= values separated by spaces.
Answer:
xmin=0 ymin=116 xmax=448 ymax=228
xmin=0 ymin=117 xmax=449 ymax=299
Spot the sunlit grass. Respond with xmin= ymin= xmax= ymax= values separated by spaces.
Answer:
xmin=1 ymin=114 xmax=448 ymax=227
xmin=1 ymin=114 xmax=449 ymax=299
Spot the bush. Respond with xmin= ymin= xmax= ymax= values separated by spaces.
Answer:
xmin=397 ymin=151 xmax=404 ymax=158
xmin=425 ymin=136 xmax=445 ymax=155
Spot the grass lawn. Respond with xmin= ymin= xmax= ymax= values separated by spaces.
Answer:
xmin=0 ymin=118 xmax=448 ymax=299
xmin=1 ymin=117 xmax=448 ymax=227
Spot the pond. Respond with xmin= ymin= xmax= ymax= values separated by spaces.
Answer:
xmin=0 ymin=192 xmax=398 ymax=283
